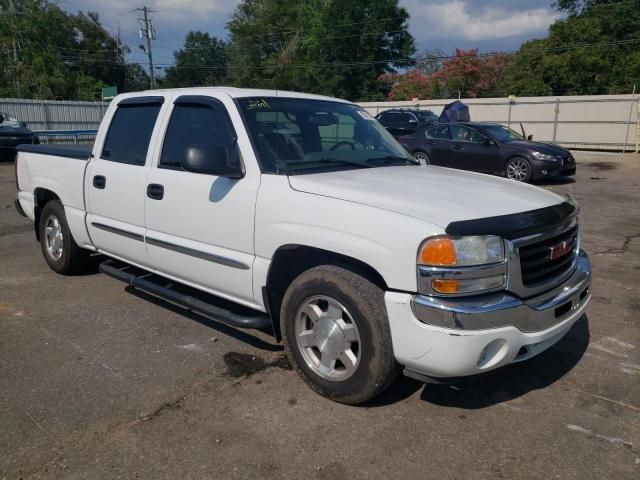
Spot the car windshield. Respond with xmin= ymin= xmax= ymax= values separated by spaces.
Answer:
xmin=483 ymin=124 xmax=525 ymax=142
xmin=416 ymin=111 xmax=438 ymax=123
xmin=237 ymin=97 xmax=417 ymax=174
xmin=0 ymin=113 xmax=22 ymax=128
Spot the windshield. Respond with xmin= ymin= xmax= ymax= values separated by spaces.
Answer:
xmin=483 ymin=124 xmax=525 ymax=142
xmin=0 ymin=113 xmax=22 ymax=128
xmin=237 ymin=97 xmax=416 ymax=174
xmin=416 ymin=111 xmax=438 ymax=124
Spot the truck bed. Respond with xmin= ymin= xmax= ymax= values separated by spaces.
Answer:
xmin=17 ymin=143 xmax=93 ymax=160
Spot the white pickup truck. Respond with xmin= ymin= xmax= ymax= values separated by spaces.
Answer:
xmin=14 ymin=88 xmax=591 ymax=404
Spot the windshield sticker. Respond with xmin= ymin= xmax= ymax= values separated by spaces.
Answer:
xmin=356 ymin=110 xmax=375 ymax=120
xmin=247 ymin=99 xmax=271 ymax=110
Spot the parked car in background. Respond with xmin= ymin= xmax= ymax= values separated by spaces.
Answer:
xmin=0 ymin=113 xmax=39 ymax=161
xmin=375 ymin=108 xmax=438 ymax=135
xmin=398 ymin=121 xmax=576 ymax=183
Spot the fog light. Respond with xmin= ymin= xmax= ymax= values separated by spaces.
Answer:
xmin=541 ymin=169 xmax=548 ymax=175
xmin=432 ymin=279 xmax=459 ymax=293
xmin=477 ymin=339 xmax=508 ymax=368
xmin=431 ymin=275 xmax=505 ymax=295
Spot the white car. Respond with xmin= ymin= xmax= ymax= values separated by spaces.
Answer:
xmin=14 ymin=87 xmax=591 ymax=404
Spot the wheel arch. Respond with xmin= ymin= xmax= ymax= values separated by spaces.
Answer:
xmin=33 ymin=188 xmax=61 ymax=241
xmin=264 ymin=244 xmax=389 ymax=342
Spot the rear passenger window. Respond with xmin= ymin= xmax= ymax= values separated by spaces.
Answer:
xmin=160 ymin=102 xmax=237 ymax=170
xmin=101 ymin=104 xmax=161 ymax=165
xmin=426 ymin=125 xmax=450 ymax=140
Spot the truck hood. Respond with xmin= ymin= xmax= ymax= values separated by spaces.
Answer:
xmin=288 ymin=166 xmax=565 ymax=228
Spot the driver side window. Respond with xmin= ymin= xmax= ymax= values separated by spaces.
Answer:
xmin=160 ymin=102 xmax=237 ymax=170
xmin=450 ymin=125 xmax=487 ymax=143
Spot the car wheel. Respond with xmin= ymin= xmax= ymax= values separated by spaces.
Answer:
xmin=280 ymin=265 xmax=400 ymax=404
xmin=38 ymin=200 xmax=91 ymax=275
xmin=413 ymin=151 xmax=430 ymax=166
xmin=505 ymin=157 xmax=533 ymax=182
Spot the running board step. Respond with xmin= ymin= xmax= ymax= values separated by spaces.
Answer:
xmin=99 ymin=259 xmax=272 ymax=331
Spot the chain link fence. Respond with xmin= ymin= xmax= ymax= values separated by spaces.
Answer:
xmin=359 ymin=94 xmax=639 ymax=152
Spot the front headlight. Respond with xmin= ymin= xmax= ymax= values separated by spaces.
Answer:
xmin=417 ymin=235 xmax=507 ymax=295
xmin=531 ymin=151 xmax=557 ymax=161
xmin=418 ymin=235 xmax=505 ymax=266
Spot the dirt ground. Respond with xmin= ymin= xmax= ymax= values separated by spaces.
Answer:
xmin=1 ymin=152 xmax=638 ymax=479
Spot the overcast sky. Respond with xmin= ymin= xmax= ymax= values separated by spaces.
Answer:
xmin=60 ymin=0 xmax=560 ymax=68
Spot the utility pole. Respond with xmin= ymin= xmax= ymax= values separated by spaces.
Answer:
xmin=133 ymin=6 xmax=156 ymax=89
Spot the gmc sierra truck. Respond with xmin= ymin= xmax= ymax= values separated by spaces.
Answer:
xmin=14 ymin=88 xmax=591 ymax=404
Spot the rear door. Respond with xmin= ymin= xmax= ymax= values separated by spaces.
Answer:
xmin=422 ymin=124 xmax=451 ymax=165
xmin=85 ymin=96 xmax=165 ymax=266
xmin=143 ymin=94 xmax=259 ymax=304
xmin=448 ymin=125 xmax=499 ymax=172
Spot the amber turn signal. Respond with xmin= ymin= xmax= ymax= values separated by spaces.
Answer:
xmin=419 ymin=238 xmax=457 ymax=266
xmin=432 ymin=279 xmax=460 ymax=294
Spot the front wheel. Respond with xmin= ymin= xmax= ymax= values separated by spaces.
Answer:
xmin=413 ymin=150 xmax=430 ymax=166
xmin=280 ymin=265 xmax=399 ymax=404
xmin=505 ymin=157 xmax=533 ymax=182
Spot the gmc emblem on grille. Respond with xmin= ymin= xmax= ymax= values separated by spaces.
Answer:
xmin=549 ymin=237 xmax=575 ymax=260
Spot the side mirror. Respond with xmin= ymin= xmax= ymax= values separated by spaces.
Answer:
xmin=527 ymin=134 xmax=533 ymax=141
xmin=182 ymin=145 xmax=244 ymax=179
xmin=482 ymin=138 xmax=493 ymax=145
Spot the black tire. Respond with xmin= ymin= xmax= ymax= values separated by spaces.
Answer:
xmin=413 ymin=150 xmax=430 ymax=166
xmin=38 ymin=200 xmax=91 ymax=275
xmin=280 ymin=265 xmax=400 ymax=404
xmin=505 ymin=156 xmax=533 ymax=183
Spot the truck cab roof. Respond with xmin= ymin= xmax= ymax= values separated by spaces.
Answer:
xmin=113 ymin=87 xmax=351 ymax=104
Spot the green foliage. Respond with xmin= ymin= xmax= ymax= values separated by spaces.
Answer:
xmin=226 ymin=0 xmax=415 ymax=101
xmin=503 ymin=0 xmax=640 ymax=95
xmin=0 ymin=0 xmax=132 ymax=100
xmin=382 ymin=49 xmax=509 ymax=100
xmin=161 ymin=31 xmax=227 ymax=88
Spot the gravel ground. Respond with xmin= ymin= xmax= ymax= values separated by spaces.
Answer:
xmin=0 ymin=152 xmax=638 ymax=479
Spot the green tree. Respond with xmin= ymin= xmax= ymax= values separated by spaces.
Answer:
xmin=503 ymin=0 xmax=640 ymax=95
xmin=0 ymin=1 xmax=131 ymax=100
xmin=226 ymin=0 xmax=415 ymax=101
xmin=162 ymin=31 xmax=227 ymax=88
xmin=124 ymin=63 xmax=150 ymax=92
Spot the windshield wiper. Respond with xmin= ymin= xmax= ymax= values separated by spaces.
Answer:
xmin=282 ymin=158 xmax=374 ymax=169
xmin=367 ymin=155 xmax=420 ymax=166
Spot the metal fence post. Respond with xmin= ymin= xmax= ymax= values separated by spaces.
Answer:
xmin=623 ymin=85 xmax=636 ymax=153
xmin=552 ymin=98 xmax=560 ymax=143
xmin=507 ymin=100 xmax=512 ymax=128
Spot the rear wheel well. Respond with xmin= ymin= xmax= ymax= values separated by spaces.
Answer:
xmin=33 ymin=189 xmax=61 ymax=241
xmin=264 ymin=245 xmax=388 ymax=341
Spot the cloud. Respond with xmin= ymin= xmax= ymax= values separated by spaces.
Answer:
xmin=61 ymin=0 xmax=559 ymax=63
xmin=404 ymin=0 xmax=559 ymax=49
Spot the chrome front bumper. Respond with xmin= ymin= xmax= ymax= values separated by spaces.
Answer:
xmin=411 ymin=250 xmax=591 ymax=333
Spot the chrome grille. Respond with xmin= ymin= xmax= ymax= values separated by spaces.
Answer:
xmin=518 ymin=225 xmax=578 ymax=286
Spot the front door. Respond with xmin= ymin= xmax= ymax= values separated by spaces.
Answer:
xmin=448 ymin=125 xmax=498 ymax=172
xmin=85 ymin=96 xmax=165 ymax=266
xmin=143 ymin=95 xmax=259 ymax=304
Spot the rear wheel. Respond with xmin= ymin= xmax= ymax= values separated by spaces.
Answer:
xmin=505 ymin=157 xmax=533 ymax=182
xmin=413 ymin=150 xmax=430 ymax=166
xmin=38 ymin=200 xmax=91 ymax=275
xmin=280 ymin=265 xmax=399 ymax=404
